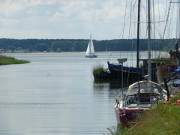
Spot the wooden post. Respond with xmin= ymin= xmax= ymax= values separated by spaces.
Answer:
xmin=163 ymin=78 xmax=170 ymax=101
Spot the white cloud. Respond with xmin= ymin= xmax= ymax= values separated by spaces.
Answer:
xmin=0 ymin=0 xmax=177 ymax=39
xmin=0 ymin=1 xmax=23 ymax=15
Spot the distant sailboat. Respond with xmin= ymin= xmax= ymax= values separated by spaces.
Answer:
xmin=85 ymin=35 xmax=97 ymax=58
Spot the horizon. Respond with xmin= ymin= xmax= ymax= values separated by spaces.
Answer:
xmin=0 ymin=38 xmax=178 ymax=41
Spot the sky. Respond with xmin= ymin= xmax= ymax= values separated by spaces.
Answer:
xmin=0 ymin=0 xmax=178 ymax=39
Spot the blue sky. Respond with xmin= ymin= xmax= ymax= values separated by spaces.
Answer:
xmin=0 ymin=0 xmax=178 ymax=39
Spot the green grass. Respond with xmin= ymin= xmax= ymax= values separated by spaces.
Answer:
xmin=114 ymin=93 xmax=180 ymax=135
xmin=93 ymin=66 xmax=111 ymax=82
xmin=152 ymin=57 xmax=175 ymax=65
xmin=0 ymin=55 xmax=29 ymax=65
xmin=93 ymin=66 xmax=106 ymax=76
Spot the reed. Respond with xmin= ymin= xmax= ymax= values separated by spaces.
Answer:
xmin=93 ymin=66 xmax=106 ymax=76
xmin=93 ymin=66 xmax=111 ymax=82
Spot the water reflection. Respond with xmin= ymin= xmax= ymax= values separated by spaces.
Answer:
xmin=94 ymin=80 xmax=130 ymax=89
xmin=93 ymin=83 xmax=127 ymax=103
xmin=93 ymin=82 xmax=128 ymax=134
xmin=93 ymin=81 xmax=128 ymax=91
xmin=0 ymin=52 xmax=149 ymax=135
xmin=0 ymin=52 xmax=125 ymax=135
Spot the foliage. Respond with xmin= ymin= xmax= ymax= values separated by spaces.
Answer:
xmin=93 ymin=66 xmax=106 ymax=76
xmin=0 ymin=55 xmax=29 ymax=65
xmin=93 ymin=66 xmax=112 ymax=83
xmin=0 ymin=38 xmax=177 ymax=52
xmin=152 ymin=57 xmax=176 ymax=65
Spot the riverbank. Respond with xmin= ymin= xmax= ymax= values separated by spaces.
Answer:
xmin=0 ymin=55 xmax=29 ymax=65
xmin=117 ymin=93 xmax=180 ymax=135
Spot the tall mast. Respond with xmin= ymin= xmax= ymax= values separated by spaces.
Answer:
xmin=90 ymin=34 xmax=92 ymax=53
xmin=174 ymin=0 xmax=180 ymax=65
xmin=136 ymin=0 xmax=141 ymax=68
xmin=137 ymin=0 xmax=142 ymax=106
xmin=147 ymin=0 xmax=152 ymax=81
xmin=178 ymin=0 xmax=180 ymax=40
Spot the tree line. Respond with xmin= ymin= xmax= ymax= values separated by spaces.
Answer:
xmin=0 ymin=38 xmax=177 ymax=52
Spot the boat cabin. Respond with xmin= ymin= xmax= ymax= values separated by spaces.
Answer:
xmin=124 ymin=80 xmax=167 ymax=108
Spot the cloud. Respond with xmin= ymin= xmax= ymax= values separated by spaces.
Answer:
xmin=0 ymin=0 xmax=177 ymax=39
xmin=0 ymin=1 xmax=24 ymax=15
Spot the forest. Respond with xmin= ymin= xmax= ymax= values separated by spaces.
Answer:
xmin=0 ymin=38 xmax=177 ymax=52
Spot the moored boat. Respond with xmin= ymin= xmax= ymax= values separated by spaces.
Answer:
xmin=107 ymin=61 xmax=143 ymax=85
xmin=115 ymin=80 xmax=167 ymax=126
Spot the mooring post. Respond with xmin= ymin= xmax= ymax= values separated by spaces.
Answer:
xmin=163 ymin=78 xmax=170 ymax=101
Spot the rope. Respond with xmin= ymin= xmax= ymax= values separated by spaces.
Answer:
xmin=129 ymin=0 xmax=134 ymax=67
xmin=121 ymin=0 xmax=128 ymax=38
xmin=163 ymin=0 xmax=173 ymax=39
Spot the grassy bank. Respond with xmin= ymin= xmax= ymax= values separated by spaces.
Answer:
xmin=0 ymin=55 xmax=29 ymax=65
xmin=116 ymin=93 xmax=180 ymax=135
xmin=93 ymin=66 xmax=111 ymax=82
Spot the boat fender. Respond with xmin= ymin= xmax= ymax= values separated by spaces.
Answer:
xmin=176 ymin=99 xmax=180 ymax=106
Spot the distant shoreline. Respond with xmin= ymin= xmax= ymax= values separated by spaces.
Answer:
xmin=0 ymin=38 xmax=177 ymax=53
xmin=0 ymin=55 xmax=29 ymax=65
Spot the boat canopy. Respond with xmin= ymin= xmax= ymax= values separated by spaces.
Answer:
xmin=127 ymin=81 xmax=163 ymax=96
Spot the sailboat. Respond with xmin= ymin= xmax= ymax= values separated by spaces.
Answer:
xmin=114 ymin=0 xmax=167 ymax=126
xmin=107 ymin=0 xmax=143 ymax=85
xmin=115 ymin=79 xmax=167 ymax=126
xmin=85 ymin=35 xmax=97 ymax=58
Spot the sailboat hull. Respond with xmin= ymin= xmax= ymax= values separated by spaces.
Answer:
xmin=108 ymin=62 xmax=142 ymax=73
xmin=115 ymin=107 xmax=145 ymax=127
xmin=115 ymin=80 xmax=167 ymax=127
xmin=107 ymin=62 xmax=143 ymax=85
xmin=85 ymin=55 xmax=97 ymax=58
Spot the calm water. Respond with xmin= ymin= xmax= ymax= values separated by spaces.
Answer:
xmin=0 ymin=52 xmax=167 ymax=135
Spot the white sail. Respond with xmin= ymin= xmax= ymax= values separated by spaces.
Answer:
xmin=89 ymin=38 xmax=95 ymax=54
xmin=85 ymin=40 xmax=92 ymax=55
xmin=85 ymin=35 xmax=97 ymax=58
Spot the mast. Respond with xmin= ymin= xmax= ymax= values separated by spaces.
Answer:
xmin=147 ymin=0 xmax=152 ymax=81
xmin=178 ymin=0 xmax=180 ymax=40
xmin=136 ymin=0 xmax=141 ymax=68
xmin=137 ymin=0 xmax=141 ymax=106
xmin=90 ymin=34 xmax=92 ymax=53
xmin=175 ymin=0 xmax=180 ymax=65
